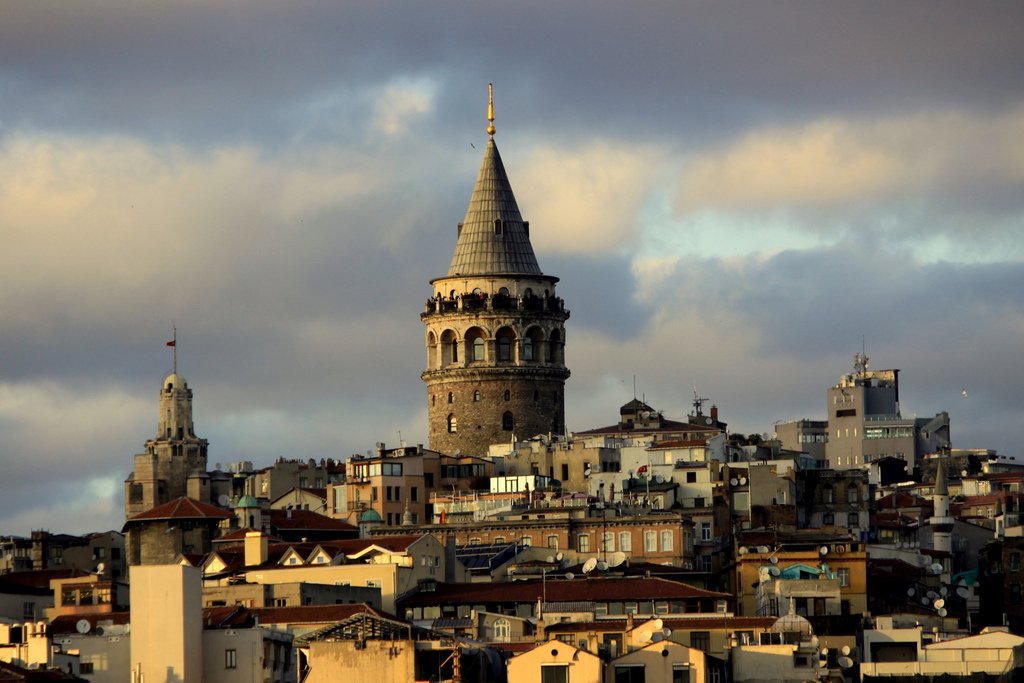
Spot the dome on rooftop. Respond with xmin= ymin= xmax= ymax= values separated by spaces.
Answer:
xmin=163 ymin=372 xmax=187 ymax=390
xmin=236 ymin=495 xmax=259 ymax=509
xmin=360 ymin=509 xmax=383 ymax=523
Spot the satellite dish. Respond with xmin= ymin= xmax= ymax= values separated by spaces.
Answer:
xmin=819 ymin=546 xmax=829 ymax=555
xmin=609 ymin=551 xmax=626 ymax=567
xmin=841 ymin=645 xmax=851 ymax=656
xmin=927 ymin=590 xmax=938 ymax=600
xmin=961 ymin=470 xmax=968 ymax=478
xmin=663 ymin=627 xmax=672 ymax=637
xmin=907 ymin=588 xmax=916 ymax=597
xmin=638 ymin=629 xmax=654 ymax=643
xmin=769 ymin=566 xmax=780 ymax=576
xmin=739 ymin=477 xmax=748 ymax=485
xmin=218 ymin=494 xmax=231 ymax=507
xmin=564 ymin=572 xmax=575 ymax=581
xmin=652 ymin=619 xmax=663 ymax=630
xmin=730 ymin=478 xmax=739 ymax=487
xmin=757 ymin=546 xmax=770 ymax=554
xmin=956 ymin=586 xmax=971 ymax=599
xmin=546 ymin=555 xmax=555 ymax=564
xmin=937 ymin=607 xmax=948 ymax=617
xmin=934 ymin=598 xmax=945 ymax=609
xmin=821 ymin=647 xmax=829 ymax=656
xmin=556 ymin=552 xmax=564 ymax=561
xmin=931 ymin=563 xmax=944 ymax=574
xmin=95 ymin=562 xmax=105 ymax=573
xmin=769 ymin=556 xmax=778 ymax=564
xmin=738 ymin=546 xmax=748 ymax=555
xmin=582 ymin=558 xmax=598 ymax=573
xmin=921 ymin=597 xmax=930 ymax=606
xmin=76 ymin=619 xmax=91 ymax=634
xmin=838 ymin=656 xmax=854 ymax=669
xmin=596 ymin=560 xmax=608 ymax=571
xmin=940 ymin=587 xmax=948 ymax=596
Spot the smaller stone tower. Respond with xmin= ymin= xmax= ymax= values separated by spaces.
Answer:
xmin=125 ymin=351 xmax=210 ymax=518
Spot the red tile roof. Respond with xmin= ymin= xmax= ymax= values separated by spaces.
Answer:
xmin=267 ymin=508 xmax=357 ymax=532
xmin=201 ymin=603 xmax=399 ymax=628
xmin=545 ymin=616 xmax=775 ymax=633
xmin=49 ymin=612 xmax=131 ymax=635
xmin=124 ymin=497 xmax=231 ymax=524
xmin=401 ymin=577 xmax=728 ymax=607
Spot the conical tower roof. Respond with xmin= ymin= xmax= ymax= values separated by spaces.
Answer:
xmin=446 ymin=135 xmax=541 ymax=276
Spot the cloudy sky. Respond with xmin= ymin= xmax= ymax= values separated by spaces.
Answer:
xmin=2 ymin=2 xmax=1022 ymax=535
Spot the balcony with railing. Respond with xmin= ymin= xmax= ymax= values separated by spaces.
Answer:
xmin=423 ymin=293 xmax=566 ymax=317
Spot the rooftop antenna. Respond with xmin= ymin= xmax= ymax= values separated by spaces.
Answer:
xmin=692 ymin=387 xmax=708 ymax=417
xmin=633 ymin=374 xmax=637 ymax=400
xmin=486 ymin=82 xmax=496 ymax=137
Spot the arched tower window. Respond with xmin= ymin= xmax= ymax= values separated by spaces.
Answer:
xmin=473 ymin=337 xmax=485 ymax=362
xmin=498 ymin=337 xmax=511 ymax=361
xmin=473 ymin=390 xmax=482 ymax=402
xmin=523 ymin=336 xmax=534 ymax=361
xmin=549 ymin=329 xmax=563 ymax=364
xmin=440 ymin=330 xmax=458 ymax=367
xmin=451 ymin=338 xmax=459 ymax=362
xmin=502 ymin=412 xmax=514 ymax=431
xmin=503 ymin=389 xmax=511 ymax=401
xmin=447 ymin=414 xmax=457 ymax=433
xmin=447 ymin=392 xmax=454 ymax=404
xmin=494 ymin=618 xmax=510 ymax=642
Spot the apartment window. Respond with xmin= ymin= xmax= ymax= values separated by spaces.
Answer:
xmin=541 ymin=665 xmax=569 ymax=683
xmin=547 ymin=535 xmax=559 ymax=550
xmin=603 ymin=532 xmax=615 ymax=552
xmin=645 ymin=531 xmax=657 ymax=552
xmin=700 ymin=522 xmax=712 ymax=541
xmin=386 ymin=486 xmax=393 ymax=502
xmin=225 ymin=649 xmax=237 ymax=669
xmin=1011 ymin=553 xmax=1021 ymax=572
xmin=690 ymin=631 xmax=710 ymax=652
xmin=561 ymin=464 xmax=570 ymax=480
xmin=837 ymin=568 xmax=850 ymax=587
xmin=823 ymin=512 xmax=834 ymax=525
xmin=80 ymin=663 xmax=94 ymax=675
xmin=619 ymin=531 xmax=632 ymax=552
xmin=686 ymin=471 xmax=697 ymax=483
xmin=672 ymin=665 xmax=689 ymax=683
xmin=22 ymin=602 xmax=34 ymax=619
xmin=578 ymin=534 xmax=590 ymax=553
xmin=614 ymin=665 xmax=646 ymax=683
xmin=521 ymin=536 xmax=532 ymax=547
xmin=503 ymin=412 xmax=514 ymax=431
xmin=698 ymin=555 xmax=712 ymax=572
xmin=660 ymin=530 xmax=673 ymax=552
xmin=822 ymin=485 xmax=833 ymax=503
xmin=411 ymin=486 xmax=418 ymax=502
xmin=848 ymin=512 xmax=859 ymax=527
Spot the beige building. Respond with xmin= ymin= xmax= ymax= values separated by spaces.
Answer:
xmin=860 ymin=626 xmax=1024 ymax=679
xmin=604 ymin=640 xmax=708 ymax=683
xmin=130 ymin=564 xmax=202 ymax=683
xmin=507 ymin=639 xmax=603 ymax=683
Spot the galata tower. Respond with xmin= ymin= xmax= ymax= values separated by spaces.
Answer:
xmin=421 ymin=85 xmax=570 ymax=456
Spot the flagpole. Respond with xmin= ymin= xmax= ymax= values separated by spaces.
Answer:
xmin=173 ymin=326 xmax=177 ymax=374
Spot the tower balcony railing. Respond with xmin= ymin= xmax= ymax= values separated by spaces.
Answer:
xmin=423 ymin=293 xmax=566 ymax=316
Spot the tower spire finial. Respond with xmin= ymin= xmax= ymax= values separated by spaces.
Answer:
xmin=486 ymin=82 xmax=496 ymax=137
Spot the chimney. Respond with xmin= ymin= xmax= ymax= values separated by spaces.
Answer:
xmin=245 ymin=531 xmax=268 ymax=567
xmin=710 ymin=405 xmax=719 ymax=422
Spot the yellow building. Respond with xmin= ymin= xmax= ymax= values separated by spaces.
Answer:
xmin=507 ymin=639 xmax=603 ymax=683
